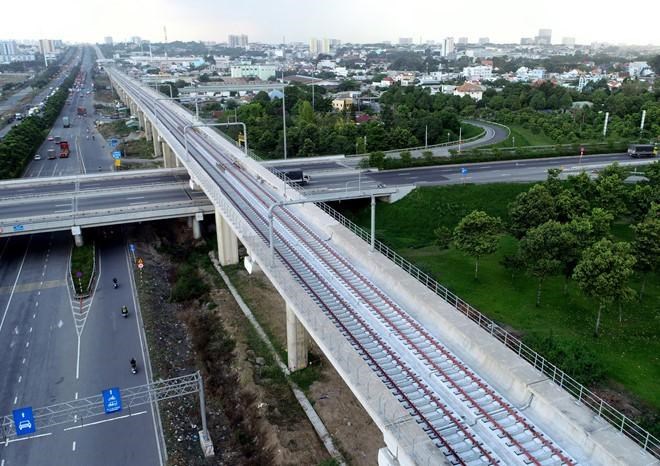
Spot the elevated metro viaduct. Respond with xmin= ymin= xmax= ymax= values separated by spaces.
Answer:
xmin=100 ymin=66 xmax=658 ymax=466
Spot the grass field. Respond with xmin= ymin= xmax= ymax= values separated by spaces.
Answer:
xmin=346 ymin=183 xmax=660 ymax=411
xmin=492 ymin=124 xmax=555 ymax=147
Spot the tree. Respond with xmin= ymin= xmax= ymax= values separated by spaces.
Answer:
xmin=573 ymin=239 xmax=636 ymax=336
xmin=433 ymin=226 xmax=452 ymax=249
xmin=368 ymin=151 xmax=385 ymax=169
xmin=631 ymin=215 xmax=660 ymax=299
xmin=519 ymin=221 xmax=571 ymax=306
xmin=508 ymin=184 xmax=556 ymax=238
xmin=399 ymin=150 xmax=412 ymax=166
xmin=453 ymin=211 xmax=502 ymax=279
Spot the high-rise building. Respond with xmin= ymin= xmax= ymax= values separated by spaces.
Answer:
xmin=104 ymin=36 xmax=113 ymax=45
xmin=398 ymin=37 xmax=413 ymax=45
xmin=562 ymin=37 xmax=576 ymax=46
xmin=536 ymin=29 xmax=552 ymax=45
xmin=309 ymin=38 xmax=336 ymax=56
xmin=0 ymin=40 xmax=16 ymax=56
xmin=442 ymin=37 xmax=455 ymax=57
xmin=457 ymin=37 xmax=468 ymax=45
xmin=39 ymin=39 xmax=55 ymax=55
xmin=130 ymin=36 xmax=141 ymax=45
xmin=309 ymin=37 xmax=320 ymax=55
xmin=520 ymin=37 xmax=534 ymax=45
xmin=228 ymin=34 xmax=249 ymax=48
xmin=478 ymin=37 xmax=490 ymax=45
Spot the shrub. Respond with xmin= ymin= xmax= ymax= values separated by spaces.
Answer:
xmin=170 ymin=263 xmax=209 ymax=302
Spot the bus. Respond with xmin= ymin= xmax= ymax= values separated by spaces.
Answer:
xmin=627 ymin=144 xmax=657 ymax=158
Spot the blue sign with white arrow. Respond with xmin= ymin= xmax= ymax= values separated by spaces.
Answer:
xmin=13 ymin=224 xmax=25 ymax=232
xmin=110 ymin=138 xmax=118 ymax=147
xmin=112 ymin=151 xmax=122 ymax=160
xmin=102 ymin=387 xmax=122 ymax=414
xmin=129 ymin=243 xmax=136 ymax=253
xmin=13 ymin=407 xmax=36 ymax=436
xmin=461 ymin=167 xmax=468 ymax=175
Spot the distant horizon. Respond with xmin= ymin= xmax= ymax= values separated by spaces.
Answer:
xmin=3 ymin=0 xmax=659 ymax=47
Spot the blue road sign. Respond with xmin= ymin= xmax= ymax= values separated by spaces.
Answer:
xmin=461 ymin=167 xmax=468 ymax=175
xmin=13 ymin=407 xmax=36 ymax=436
xmin=13 ymin=224 xmax=25 ymax=232
xmin=129 ymin=243 xmax=136 ymax=253
xmin=110 ymin=138 xmax=118 ymax=147
xmin=112 ymin=151 xmax=122 ymax=160
xmin=102 ymin=388 xmax=122 ymax=414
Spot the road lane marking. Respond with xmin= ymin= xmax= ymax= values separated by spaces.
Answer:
xmin=32 ymin=314 xmax=36 ymax=319
xmin=13 ymin=396 xmax=17 ymax=405
xmin=29 ymin=327 xmax=32 ymax=333
xmin=4 ymin=432 xmax=52 ymax=444
xmin=25 ymin=341 xmax=29 ymax=348
xmin=17 ymin=376 xmax=21 ymax=383
xmin=75 ymin=392 xmax=78 ymax=400
xmin=22 ymin=358 xmax=25 ymax=364
xmin=127 ymin=196 xmax=145 ymax=200
xmin=63 ymin=410 xmax=147 ymax=431
xmin=0 ymin=237 xmax=31 ymax=335
xmin=72 ymin=441 xmax=76 ymax=451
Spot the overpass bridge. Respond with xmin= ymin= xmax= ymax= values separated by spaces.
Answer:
xmin=62 ymin=66 xmax=654 ymax=465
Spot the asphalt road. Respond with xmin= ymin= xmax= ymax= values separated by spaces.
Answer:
xmin=0 ymin=49 xmax=164 ymax=466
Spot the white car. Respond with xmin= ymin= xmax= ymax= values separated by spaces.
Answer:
xmin=34 ymin=154 xmax=41 ymax=161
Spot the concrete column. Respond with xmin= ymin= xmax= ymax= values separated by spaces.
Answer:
xmin=215 ymin=211 xmax=239 ymax=266
xmin=137 ymin=110 xmax=145 ymax=130
xmin=192 ymin=218 xmax=202 ymax=240
xmin=153 ymin=133 xmax=162 ymax=158
xmin=144 ymin=119 xmax=152 ymax=141
xmin=162 ymin=142 xmax=174 ymax=168
xmin=286 ymin=304 xmax=308 ymax=372
xmin=71 ymin=226 xmax=83 ymax=247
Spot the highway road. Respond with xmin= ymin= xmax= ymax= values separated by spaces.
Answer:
xmin=0 ymin=49 xmax=164 ymax=466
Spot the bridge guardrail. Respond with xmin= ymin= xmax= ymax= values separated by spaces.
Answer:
xmin=312 ymin=201 xmax=660 ymax=459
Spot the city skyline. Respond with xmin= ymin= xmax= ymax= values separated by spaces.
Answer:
xmin=2 ymin=0 xmax=660 ymax=46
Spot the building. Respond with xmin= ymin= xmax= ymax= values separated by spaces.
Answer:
xmin=520 ymin=37 xmax=534 ymax=45
xmin=309 ymin=38 xmax=331 ymax=56
xmin=39 ymin=39 xmax=55 ymax=55
xmin=462 ymin=65 xmax=493 ymax=81
xmin=442 ymin=37 xmax=455 ymax=57
xmin=228 ymin=34 xmax=249 ymax=48
xmin=478 ymin=37 xmax=490 ymax=45
xmin=453 ymin=82 xmax=484 ymax=101
xmin=628 ymin=61 xmax=651 ymax=78
xmin=130 ymin=36 xmax=141 ymax=45
xmin=0 ymin=40 xmax=16 ymax=56
xmin=562 ymin=37 xmax=576 ymax=46
xmin=398 ymin=37 xmax=413 ymax=45
xmin=104 ymin=36 xmax=113 ymax=45
xmin=457 ymin=37 xmax=468 ymax=45
xmin=230 ymin=64 xmax=277 ymax=81
xmin=535 ymin=29 xmax=552 ymax=45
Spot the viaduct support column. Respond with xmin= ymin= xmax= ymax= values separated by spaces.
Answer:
xmin=137 ymin=110 xmax=145 ymax=130
xmin=192 ymin=212 xmax=203 ymax=240
xmin=215 ymin=211 xmax=239 ymax=266
xmin=144 ymin=119 xmax=152 ymax=141
xmin=286 ymin=304 xmax=308 ymax=371
xmin=153 ymin=133 xmax=162 ymax=159
xmin=71 ymin=226 xmax=83 ymax=247
xmin=162 ymin=142 xmax=176 ymax=168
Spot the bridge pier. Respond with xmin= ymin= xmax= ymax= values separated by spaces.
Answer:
xmin=144 ymin=119 xmax=152 ymax=142
xmin=191 ymin=213 xmax=203 ymax=240
xmin=162 ymin=143 xmax=176 ymax=168
xmin=215 ymin=212 xmax=239 ymax=265
xmin=153 ymin=133 xmax=162 ymax=158
xmin=71 ymin=226 xmax=83 ymax=247
xmin=286 ymin=304 xmax=308 ymax=371
xmin=137 ymin=110 xmax=145 ymax=130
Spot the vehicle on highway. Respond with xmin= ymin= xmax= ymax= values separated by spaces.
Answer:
xmin=34 ymin=154 xmax=41 ymax=161
xmin=47 ymin=135 xmax=54 ymax=141
xmin=130 ymin=358 xmax=137 ymax=374
xmin=59 ymin=140 xmax=70 ymax=158
xmin=121 ymin=305 xmax=128 ymax=318
xmin=279 ymin=169 xmax=311 ymax=185
xmin=47 ymin=149 xmax=56 ymax=159
xmin=54 ymin=135 xmax=61 ymax=144
xmin=63 ymin=116 xmax=70 ymax=128
xmin=627 ymin=143 xmax=657 ymax=158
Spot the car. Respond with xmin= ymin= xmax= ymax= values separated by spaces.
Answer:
xmin=34 ymin=154 xmax=41 ymax=161
xmin=47 ymin=136 xmax=54 ymax=141
xmin=47 ymin=149 xmax=56 ymax=160
xmin=18 ymin=420 xmax=32 ymax=430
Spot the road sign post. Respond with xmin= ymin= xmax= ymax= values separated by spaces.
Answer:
xmin=13 ymin=407 xmax=36 ymax=436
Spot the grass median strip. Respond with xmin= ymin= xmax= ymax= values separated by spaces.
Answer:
xmin=70 ymin=243 xmax=94 ymax=294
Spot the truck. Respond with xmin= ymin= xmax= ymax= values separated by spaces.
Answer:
xmin=627 ymin=143 xmax=657 ymax=158
xmin=59 ymin=141 xmax=70 ymax=158
xmin=77 ymin=106 xmax=87 ymax=116
xmin=63 ymin=116 xmax=70 ymax=128
xmin=280 ymin=169 xmax=311 ymax=185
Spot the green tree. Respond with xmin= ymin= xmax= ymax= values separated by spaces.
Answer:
xmin=508 ymin=184 xmax=556 ymax=238
xmin=433 ymin=226 xmax=452 ymax=249
xmin=399 ymin=150 xmax=412 ymax=166
xmin=573 ymin=239 xmax=636 ymax=336
xmin=519 ymin=221 xmax=571 ymax=306
xmin=631 ymin=215 xmax=660 ymax=299
xmin=368 ymin=151 xmax=386 ymax=169
xmin=453 ymin=211 xmax=502 ymax=279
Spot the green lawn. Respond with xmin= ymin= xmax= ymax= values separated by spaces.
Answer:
xmin=70 ymin=243 xmax=94 ymax=294
xmin=460 ymin=122 xmax=484 ymax=141
xmin=347 ymin=184 xmax=660 ymax=410
xmin=493 ymin=124 xmax=555 ymax=147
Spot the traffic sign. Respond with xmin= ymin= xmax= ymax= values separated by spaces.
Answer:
xmin=129 ymin=244 xmax=136 ymax=253
xmin=112 ymin=150 xmax=122 ymax=159
xmin=110 ymin=138 xmax=118 ymax=147
xmin=13 ymin=224 xmax=24 ymax=232
xmin=461 ymin=167 xmax=468 ymax=175
xmin=13 ymin=407 xmax=36 ymax=436
xmin=114 ymin=159 xmax=121 ymax=168
xmin=102 ymin=387 xmax=122 ymax=414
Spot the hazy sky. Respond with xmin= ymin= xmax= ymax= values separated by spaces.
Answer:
xmin=3 ymin=0 xmax=659 ymax=46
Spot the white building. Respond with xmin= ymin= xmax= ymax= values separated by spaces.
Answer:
xmin=0 ymin=40 xmax=16 ymax=56
xmin=228 ymin=34 xmax=249 ymax=48
xmin=628 ymin=61 xmax=651 ymax=77
xmin=453 ymin=82 xmax=484 ymax=101
xmin=442 ymin=37 xmax=455 ymax=57
xmin=39 ymin=39 xmax=55 ymax=54
xmin=230 ymin=64 xmax=277 ymax=81
xmin=462 ymin=65 xmax=493 ymax=81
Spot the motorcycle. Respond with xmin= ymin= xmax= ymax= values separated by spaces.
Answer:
xmin=121 ymin=306 xmax=128 ymax=318
xmin=112 ymin=278 xmax=118 ymax=289
xmin=130 ymin=359 xmax=137 ymax=374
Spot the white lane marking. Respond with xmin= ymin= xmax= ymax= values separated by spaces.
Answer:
xmin=72 ymin=441 xmax=76 ymax=451
xmin=0 ymin=238 xmax=31 ymax=334
xmin=35 ymin=301 xmax=39 ymax=307
xmin=57 ymin=320 xmax=63 ymax=328
xmin=54 ymin=204 xmax=71 ymax=207
xmin=127 ymin=196 xmax=145 ymax=200
xmin=13 ymin=396 xmax=17 ymax=405
xmin=75 ymin=336 xmax=81 ymax=380
xmin=33 ymin=313 xmax=36 ymax=319
xmin=54 ymin=210 xmax=71 ymax=213
xmin=25 ymin=341 xmax=29 ymax=348
xmin=37 ymin=291 xmax=41 ymax=296
xmin=29 ymin=327 xmax=32 ymax=333
xmin=22 ymin=358 xmax=25 ymax=364
xmin=4 ymin=432 xmax=52 ymax=444
xmin=63 ymin=410 xmax=147 ymax=431
xmin=17 ymin=376 xmax=21 ymax=383
xmin=75 ymin=392 xmax=78 ymax=400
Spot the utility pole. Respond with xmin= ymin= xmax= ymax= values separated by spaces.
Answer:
xmin=425 ymin=125 xmax=428 ymax=149
xmin=640 ymin=109 xmax=646 ymax=137
xmin=602 ymin=111 xmax=609 ymax=137
xmin=282 ymin=70 xmax=287 ymax=160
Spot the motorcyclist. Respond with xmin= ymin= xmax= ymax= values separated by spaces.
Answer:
xmin=130 ymin=358 xmax=137 ymax=373
xmin=121 ymin=305 xmax=128 ymax=317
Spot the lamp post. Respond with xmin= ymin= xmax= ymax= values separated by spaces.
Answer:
xmin=281 ymin=70 xmax=288 ymax=160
